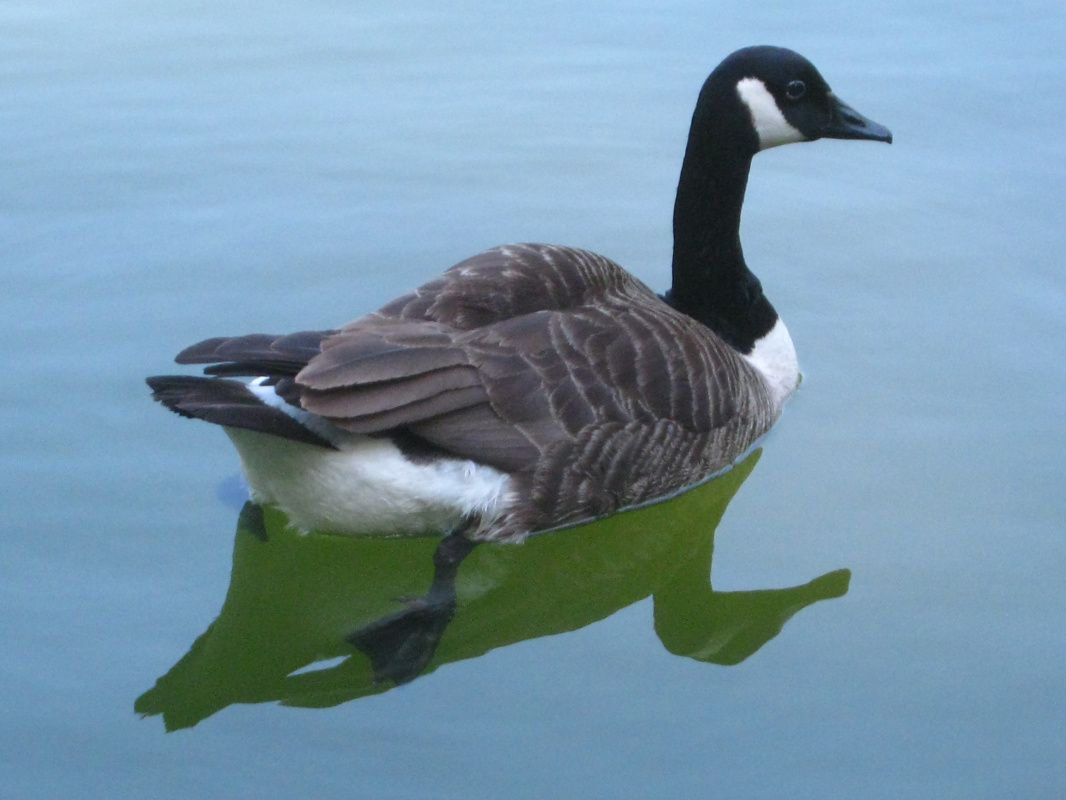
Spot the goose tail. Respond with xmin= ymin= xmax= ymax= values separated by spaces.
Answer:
xmin=146 ymin=375 xmax=336 ymax=449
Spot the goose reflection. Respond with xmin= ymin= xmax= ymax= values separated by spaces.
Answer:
xmin=137 ymin=451 xmax=849 ymax=730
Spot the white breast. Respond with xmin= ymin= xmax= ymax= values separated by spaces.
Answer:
xmin=740 ymin=316 xmax=800 ymax=409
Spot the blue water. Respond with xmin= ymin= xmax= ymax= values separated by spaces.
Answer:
xmin=3 ymin=1 xmax=1065 ymax=797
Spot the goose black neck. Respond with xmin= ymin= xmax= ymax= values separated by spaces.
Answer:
xmin=665 ymin=83 xmax=778 ymax=355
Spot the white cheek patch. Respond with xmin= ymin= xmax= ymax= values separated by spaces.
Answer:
xmin=736 ymin=78 xmax=806 ymax=150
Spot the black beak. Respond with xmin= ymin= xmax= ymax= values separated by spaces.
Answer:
xmin=822 ymin=94 xmax=893 ymax=143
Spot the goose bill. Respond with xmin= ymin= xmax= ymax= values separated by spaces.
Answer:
xmin=822 ymin=94 xmax=893 ymax=143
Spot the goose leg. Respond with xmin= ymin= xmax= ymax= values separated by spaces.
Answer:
xmin=347 ymin=528 xmax=478 ymax=685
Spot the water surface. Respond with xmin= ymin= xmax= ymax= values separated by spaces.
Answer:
xmin=3 ymin=1 xmax=1064 ymax=797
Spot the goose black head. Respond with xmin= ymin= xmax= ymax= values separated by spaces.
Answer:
xmin=671 ymin=46 xmax=892 ymax=352
xmin=706 ymin=45 xmax=893 ymax=153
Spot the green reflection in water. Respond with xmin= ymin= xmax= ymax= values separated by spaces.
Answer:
xmin=137 ymin=450 xmax=849 ymax=730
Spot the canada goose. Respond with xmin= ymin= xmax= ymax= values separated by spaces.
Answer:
xmin=148 ymin=45 xmax=891 ymax=542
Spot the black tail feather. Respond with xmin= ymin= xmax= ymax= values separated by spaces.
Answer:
xmin=146 ymin=375 xmax=337 ymax=449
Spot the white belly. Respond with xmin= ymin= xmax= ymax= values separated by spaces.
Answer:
xmin=224 ymin=427 xmax=514 ymax=536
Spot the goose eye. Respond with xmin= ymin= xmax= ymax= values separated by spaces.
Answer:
xmin=786 ymin=80 xmax=807 ymax=100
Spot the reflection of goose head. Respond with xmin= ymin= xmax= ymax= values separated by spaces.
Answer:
xmin=655 ymin=566 xmax=850 ymax=665
xmin=137 ymin=451 xmax=850 ymax=731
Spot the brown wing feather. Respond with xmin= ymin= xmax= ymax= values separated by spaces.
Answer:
xmin=374 ymin=243 xmax=643 ymax=327
xmin=285 ymin=243 xmax=658 ymax=464
xmin=408 ymin=405 xmax=541 ymax=473
xmin=176 ymin=331 xmax=333 ymax=375
xmin=299 ymin=321 xmax=469 ymax=388
xmin=300 ymin=365 xmax=482 ymax=418
xmin=324 ymin=385 xmax=491 ymax=434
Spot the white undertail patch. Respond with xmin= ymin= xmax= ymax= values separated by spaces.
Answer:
xmin=229 ymin=379 xmax=513 ymax=536
xmin=246 ymin=377 xmax=344 ymax=445
xmin=736 ymin=78 xmax=806 ymax=150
